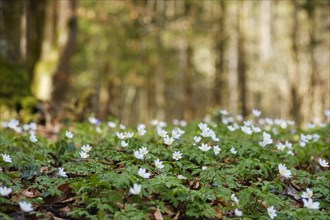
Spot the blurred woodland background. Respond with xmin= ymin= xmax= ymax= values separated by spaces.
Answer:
xmin=0 ymin=0 xmax=329 ymax=126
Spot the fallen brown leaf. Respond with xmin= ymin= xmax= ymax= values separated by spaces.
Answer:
xmin=153 ymin=208 xmax=164 ymax=220
xmin=44 ymin=184 xmax=73 ymax=205
xmin=214 ymin=207 xmax=223 ymax=219
xmin=173 ymin=211 xmax=180 ymax=220
xmin=22 ymin=188 xmax=41 ymax=198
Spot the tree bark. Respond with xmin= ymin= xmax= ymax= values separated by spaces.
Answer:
xmin=214 ymin=0 xmax=227 ymax=108
xmin=154 ymin=0 xmax=166 ymax=121
xmin=237 ymin=1 xmax=248 ymax=117
xmin=24 ymin=0 xmax=46 ymax=84
xmin=52 ymin=0 xmax=78 ymax=104
xmin=0 ymin=0 xmax=23 ymax=62
xmin=289 ymin=1 xmax=302 ymax=125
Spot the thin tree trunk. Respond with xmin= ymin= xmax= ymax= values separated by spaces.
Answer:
xmin=154 ymin=0 xmax=165 ymax=121
xmin=237 ymin=1 xmax=248 ymax=117
xmin=214 ymin=0 xmax=227 ymax=108
xmin=289 ymin=1 xmax=302 ymax=125
xmin=184 ymin=43 xmax=193 ymax=121
xmin=306 ymin=3 xmax=320 ymax=120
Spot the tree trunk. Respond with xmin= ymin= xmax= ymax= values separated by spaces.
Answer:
xmin=52 ymin=0 xmax=78 ymax=104
xmin=214 ymin=0 xmax=227 ymax=108
xmin=237 ymin=1 xmax=248 ymax=117
xmin=289 ymin=1 xmax=302 ymax=125
xmin=306 ymin=2 xmax=320 ymax=120
xmin=154 ymin=0 xmax=166 ymax=121
xmin=24 ymin=0 xmax=46 ymax=84
xmin=183 ymin=42 xmax=194 ymax=121
xmin=0 ymin=0 xmax=23 ymax=62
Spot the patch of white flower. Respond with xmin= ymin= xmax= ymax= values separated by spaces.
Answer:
xmin=303 ymin=198 xmax=319 ymax=209
xmin=58 ymin=167 xmax=68 ymax=178
xmin=164 ymin=136 xmax=175 ymax=145
xmin=154 ymin=159 xmax=164 ymax=169
xmin=157 ymin=128 xmax=168 ymax=138
xmin=107 ymin=121 xmax=117 ymax=128
xmin=172 ymin=151 xmax=182 ymax=161
xmin=121 ymin=141 xmax=128 ymax=147
xmin=278 ymin=163 xmax=291 ymax=178
xmin=129 ymin=183 xmax=141 ymax=195
xmin=241 ymin=125 xmax=253 ymax=135
xmin=19 ymin=201 xmax=33 ymax=212
xmin=318 ymin=158 xmax=329 ymax=168
xmin=0 ymin=186 xmax=12 ymax=196
xmin=137 ymin=124 xmax=146 ymax=136
xmin=30 ymin=134 xmax=37 ymax=143
xmin=213 ymin=145 xmax=221 ymax=155
xmin=267 ymin=206 xmax=277 ymax=219
xmin=65 ymin=131 xmax=73 ymax=139
xmin=138 ymin=168 xmax=151 ymax=179
xmin=259 ymin=132 xmax=272 ymax=147
xmin=252 ymin=109 xmax=262 ymax=117
xmin=301 ymin=188 xmax=313 ymax=199
xmin=80 ymin=144 xmax=92 ymax=159
xmin=193 ymin=136 xmax=202 ymax=143
xmin=1 ymin=153 xmax=12 ymax=163
xmin=199 ymin=143 xmax=211 ymax=152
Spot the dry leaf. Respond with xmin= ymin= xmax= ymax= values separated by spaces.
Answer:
xmin=173 ymin=211 xmax=180 ymax=220
xmin=154 ymin=208 xmax=164 ymax=220
xmin=286 ymin=184 xmax=300 ymax=200
xmin=22 ymin=188 xmax=41 ymax=198
xmin=214 ymin=207 xmax=223 ymax=219
xmin=44 ymin=184 xmax=73 ymax=205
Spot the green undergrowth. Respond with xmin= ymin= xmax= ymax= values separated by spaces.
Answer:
xmin=0 ymin=116 xmax=329 ymax=220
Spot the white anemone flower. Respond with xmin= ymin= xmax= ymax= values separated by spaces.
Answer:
xmin=234 ymin=209 xmax=243 ymax=217
xmin=137 ymin=124 xmax=146 ymax=136
xmin=193 ymin=136 xmax=202 ymax=143
xmin=0 ymin=186 xmax=12 ymax=196
xmin=267 ymin=206 xmax=277 ymax=219
xmin=139 ymin=146 xmax=148 ymax=156
xmin=79 ymin=151 xmax=89 ymax=159
xmin=172 ymin=151 xmax=182 ymax=161
xmin=230 ymin=147 xmax=237 ymax=155
xmin=252 ymin=109 xmax=262 ymax=117
xmin=301 ymin=188 xmax=313 ymax=199
xmin=116 ymin=132 xmax=126 ymax=139
xmin=81 ymin=144 xmax=92 ymax=152
xmin=65 ymin=131 xmax=73 ymax=139
xmin=278 ymin=163 xmax=291 ymax=178
xmin=318 ymin=158 xmax=329 ymax=167
xmin=199 ymin=143 xmax=211 ymax=152
xmin=19 ymin=201 xmax=33 ymax=212
xmin=1 ymin=153 xmax=12 ymax=163
xmin=121 ymin=141 xmax=128 ymax=147
xmin=154 ymin=159 xmax=164 ymax=169
xmin=164 ymin=136 xmax=175 ymax=145
xmin=107 ymin=121 xmax=116 ymax=128
xmin=231 ymin=194 xmax=239 ymax=205
xmin=213 ymin=145 xmax=221 ymax=155
xmin=134 ymin=150 xmax=144 ymax=160
xmin=241 ymin=126 xmax=253 ymax=135
xmin=138 ymin=168 xmax=151 ymax=179
xmin=129 ymin=183 xmax=141 ymax=195
xmin=58 ymin=167 xmax=68 ymax=178
xmin=30 ymin=134 xmax=37 ymax=143
xmin=302 ymin=198 xmax=320 ymax=209
xmin=157 ymin=128 xmax=167 ymax=138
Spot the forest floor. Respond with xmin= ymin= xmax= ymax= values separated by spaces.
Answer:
xmin=0 ymin=112 xmax=330 ymax=220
